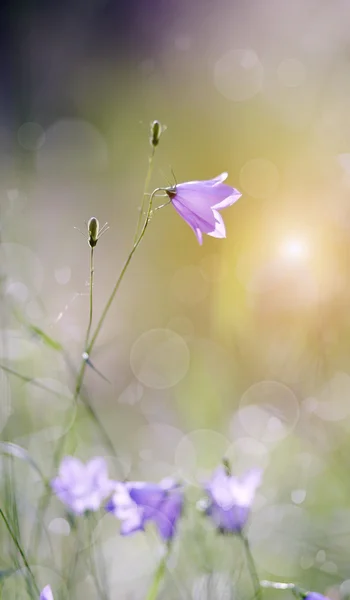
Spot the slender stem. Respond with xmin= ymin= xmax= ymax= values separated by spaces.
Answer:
xmin=240 ymin=534 xmax=262 ymax=600
xmin=145 ymin=546 xmax=170 ymax=600
xmin=0 ymin=509 xmax=40 ymax=595
xmin=51 ymin=186 xmax=160 ymax=466
xmin=133 ymin=146 xmax=155 ymax=244
xmin=0 ymin=363 xmax=70 ymax=399
xmin=85 ymin=246 xmax=94 ymax=348
xmin=87 ymin=187 xmax=160 ymax=356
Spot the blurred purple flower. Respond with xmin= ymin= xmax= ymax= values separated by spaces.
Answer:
xmin=304 ymin=594 xmax=330 ymax=600
xmin=51 ymin=456 xmax=113 ymax=515
xmin=205 ymin=465 xmax=262 ymax=533
xmin=106 ymin=478 xmax=183 ymax=541
xmin=40 ymin=586 xmax=53 ymax=600
xmin=165 ymin=172 xmax=241 ymax=245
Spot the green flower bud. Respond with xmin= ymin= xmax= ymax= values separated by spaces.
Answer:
xmin=88 ymin=217 xmax=99 ymax=248
xmin=150 ymin=120 xmax=162 ymax=147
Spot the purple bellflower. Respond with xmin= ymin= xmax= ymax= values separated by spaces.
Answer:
xmin=40 ymin=585 xmax=53 ymax=600
xmin=51 ymin=456 xmax=113 ymax=515
xmin=165 ymin=172 xmax=241 ymax=245
xmin=304 ymin=594 xmax=330 ymax=600
xmin=205 ymin=465 xmax=262 ymax=533
xmin=106 ymin=478 xmax=183 ymax=541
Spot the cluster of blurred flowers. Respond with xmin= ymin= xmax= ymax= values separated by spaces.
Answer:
xmin=51 ymin=456 xmax=262 ymax=540
xmin=39 ymin=455 xmax=331 ymax=600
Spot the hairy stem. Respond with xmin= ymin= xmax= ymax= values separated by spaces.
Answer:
xmin=85 ymin=245 xmax=94 ymax=348
xmin=134 ymin=146 xmax=155 ymax=244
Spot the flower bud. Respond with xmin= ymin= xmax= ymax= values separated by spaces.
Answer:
xmin=150 ymin=120 xmax=162 ymax=147
xmin=88 ymin=217 xmax=99 ymax=248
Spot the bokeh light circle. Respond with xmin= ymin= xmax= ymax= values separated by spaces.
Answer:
xmin=214 ymin=49 xmax=263 ymax=101
xmin=238 ymin=381 xmax=299 ymax=443
xmin=175 ymin=429 xmax=231 ymax=485
xmin=130 ymin=328 xmax=190 ymax=389
xmin=1 ymin=243 xmax=44 ymax=298
xmin=240 ymin=158 xmax=279 ymax=198
xmin=18 ymin=122 xmax=45 ymax=150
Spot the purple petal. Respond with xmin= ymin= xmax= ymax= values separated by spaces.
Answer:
xmin=172 ymin=194 xmax=217 ymax=230
xmin=40 ymin=585 xmax=54 ymax=600
xmin=58 ymin=456 xmax=84 ymax=484
xmin=207 ymin=210 xmax=226 ymax=239
xmin=230 ymin=468 xmax=262 ymax=507
xmin=208 ymin=503 xmax=250 ymax=533
xmin=212 ymin=188 xmax=242 ymax=210
xmin=86 ymin=457 xmax=108 ymax=479
xmin=174 ymin=180 xmax=240 ymax=210
xmin=153 ymin=490 xmax=184 ymax=541
xmin=128 ymin=483 xmax=165 ymax=512
xmin=305 ymin=594 xmax=330 ymax=600
xmin=171 ymin=198 xmax=215 ymax=244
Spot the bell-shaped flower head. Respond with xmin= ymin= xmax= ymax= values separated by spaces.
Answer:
xmin=106 ymin=478 xmax=184 ymax=541
xmin=205 ymin=465 xmax=262 ymax=533
xmin=51 ymin=456 xmax=114 ymax=515
xmin=304 ymin=594 xmax=330 ymax=600
xmin=40 ymin=585 xmax=54 ymax=600
xmin=165 ymin=173 xmax=241 ymax=245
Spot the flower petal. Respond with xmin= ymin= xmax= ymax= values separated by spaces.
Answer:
xmin=58 ymin=457 xmax=84 ymax=484
xmin=230 ymin=468 xmax=262 ymax=507
xmin=152 ymin=491 xmax=184 ymax=541
xmin=207 ymin=210 xmax=226 ymax=239
xmin=40 ymin=585 xmax=54 ymax=600
xmin=129 ymin=483 xmax=165 ymax=512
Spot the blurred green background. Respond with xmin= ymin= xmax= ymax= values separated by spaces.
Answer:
xmin=1 ymin=0 xmax=350 ymax=598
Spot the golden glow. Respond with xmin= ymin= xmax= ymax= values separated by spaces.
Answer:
xmin=279 ymin=237 xmax=310 ymax=262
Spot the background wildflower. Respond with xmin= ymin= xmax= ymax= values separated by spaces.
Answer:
xmin=205 ymin=465 xmax=262 ymax=533
xmin=106 ymin=478 xmax=184 ymax=541
xmin=40 ymin=585 xmax=54 ymax=600
xmin=51 ymin=456 xmax=113 ymax=515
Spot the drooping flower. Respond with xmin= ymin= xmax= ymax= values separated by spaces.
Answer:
xmin=106 ymin=478 xmax=184 ymax=541
xmin=51 ymin=456 xmax=113 ymax=515
xmin=165 ymin=173 xmax=241 ymax=245
xmin=304 ymin=594 xmax=330 ymax=600
xmin=205 ymin=465 xmax=262 ymax=533
xmin=40 ymin=585 xmax=54 ymax=600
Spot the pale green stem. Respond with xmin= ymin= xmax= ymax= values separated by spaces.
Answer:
xmin=133 ymin=146 xmax=155 ymax=244
xmin=84 ymin=245 xmax=94 ymax=348
xmin=145 ymin=545 xmax=171 ymax=600
xmin=240 ymin=534 xmax=262 ymax=600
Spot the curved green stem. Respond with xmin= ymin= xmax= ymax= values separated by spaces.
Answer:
xmin=240 ymin=534 xmax=262 ymax=600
